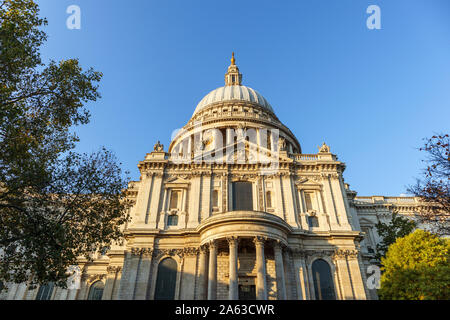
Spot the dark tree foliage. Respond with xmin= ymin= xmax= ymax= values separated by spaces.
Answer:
xmin=0 ymin=0 xmax=131 ymax=289
xmin=375 ymin=212 xmax=416 ymax=261
xmin=408 ymin=134 xmax=450 ymax=236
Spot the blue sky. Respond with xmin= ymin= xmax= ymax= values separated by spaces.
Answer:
xmin=36 ymin=0 xmax=450 ymax=196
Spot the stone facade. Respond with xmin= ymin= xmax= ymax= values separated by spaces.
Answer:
xmin=0 ymin=54 xmax=428 ymax=301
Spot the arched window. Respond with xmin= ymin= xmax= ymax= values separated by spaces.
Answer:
xmin=232 ymin=182 xmax=253 ymax=211
xmin=155 ymin=258 xmax=177 ymax=300
xmin=87 ymin=281 xmax=104 ymax=300
xmin=36 ymin=282 xmax=54 ymax=300
xmin=312 ymin=259 xmax=336 ymax=300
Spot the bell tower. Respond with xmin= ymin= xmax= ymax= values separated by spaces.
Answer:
xmin=225 ymin=52 xmax=242 ymax=86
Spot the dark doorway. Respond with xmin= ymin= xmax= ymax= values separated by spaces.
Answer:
xmin=155 ymin=258 xmax=177 ymax=300
xmin=232 ymin=182 xmax=253 ymax=211
xmin=238 ymin=285 xmax=256 ymax=300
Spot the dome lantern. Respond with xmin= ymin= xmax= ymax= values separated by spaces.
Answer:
xmin=225 ymin=52 xmax=242 ymax=86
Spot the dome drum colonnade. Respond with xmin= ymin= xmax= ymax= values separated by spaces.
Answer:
xmin=169 ymin=53 xmax=301 ymax=160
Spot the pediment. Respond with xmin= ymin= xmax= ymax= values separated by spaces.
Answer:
xmin=295 ymin=177 xmax=322 ymax=186
xmin=164 ymin=176 xmax=191 ymax=188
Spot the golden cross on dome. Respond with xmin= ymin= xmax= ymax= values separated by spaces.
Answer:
xmin=225 ymin=52 xmax=242 ymax=86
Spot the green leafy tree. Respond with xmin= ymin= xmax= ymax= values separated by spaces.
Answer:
xmin=379 ymin=229 xmax=450 ymax=300
xmin=375 ymin=212 xmax=416 ymax=261
xmin=0 ymin=0 xmax=131 ymax=289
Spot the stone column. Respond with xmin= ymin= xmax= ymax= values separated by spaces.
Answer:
xmin=333 ymin=175 xmax=353 ymax=229
xmin=227 ymin=237 xmax=239 ymax=300
xmin=253 ymin=236 xmax=267 ymax=300
xmin=76 ymin=275 xmax=89 ymax=300
xmin=118 ymin=249 xmax=140 ymax=300
xmin=134 ymin=249 xmax=153 ymax=300
xmin=103 ymin=266 xmax=119 ymax=300
xmin=187 ymin=175 xmax=202 ymax=228
xmin=333 ymin=251 xmax=354 ymax=299
xmin=198 ymin=245 xmax=209 ymax=299
xmin=282 ymin=174 xmax=298 ymax=226
xmin=321 ymin=174 xmax=340 ymax=229
xmin=133 ymin=172 xmax=153 ymax=224
xmin=292 ymin=251 xmax=310 ymax=300
xmin=347 ymin=251 xmax=367 ymax=300
xmin=207 ymin=240 xmax=217 ymax=300
xmin=274 ymin=241 xmax=287 ymax=300
xmin=147 ymin=172 xmax=164 ymax=228
xmin=283 ymin=248 xmax=293 ymax=299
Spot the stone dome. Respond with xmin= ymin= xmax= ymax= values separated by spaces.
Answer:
xmin=193 ymin=85 xmax=273 ymax=116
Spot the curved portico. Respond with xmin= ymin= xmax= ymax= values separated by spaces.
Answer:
xmin=196 ymin=211 xmax=292 ymax=300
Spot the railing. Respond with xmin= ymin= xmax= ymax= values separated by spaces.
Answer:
xmin=294 ymin=154 xmax=319 ymax=161
xmin=354 ymin=196 xmax=417 ymax=204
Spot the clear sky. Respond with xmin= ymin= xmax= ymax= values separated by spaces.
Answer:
xmin=35 ymin=0 xmax=450 ymax=196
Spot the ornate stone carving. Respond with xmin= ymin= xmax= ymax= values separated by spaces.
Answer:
xmin=278 ymin=136 xmax=287 ymax=151
xmin=153 ymin=248 xmax=184 ymax=259
xmin=86 ymin=273 xmax=106 ymax=284
xmin=291 ymin=248 xmax=307 ymax=258
xmin=333 ymin=249 xmax=359 ymax=260
xmin=321 ymin=172 xmax=339 ymax=180
xmin=232 ymin=173 xmax=257 ymax=181
xmin=183 ymin=247 xmax=199 ymax=256
xmin=106 ymin=266 xmax=123 ymax=274
xmin=318 ymin=142 xmax=330 ymax=153
xmin=226 ymin=236 xmax=239 ymax=246
xmin=305 ymin=249 xmax=335 ymax=258
xmin=253 ymin=236 xmax=268 ymax=246
xmin=154 ymin=140 xmax=164 ymax=152
xmin=257 ymin=176 xmax=264 ymax=210
xmin=199 ymin=244 xmax=209 ymax=254
xmin=207 ymin=240 xmax=217 ymax=250
xmin=130 ymin=247 xmax=154 ymax=256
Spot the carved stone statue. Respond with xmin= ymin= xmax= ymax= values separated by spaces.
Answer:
xmin=153 ymin=140 xmax=164 ymax=152
xmin=278 ymin=137 xmax=287 ymax=151
xmin=318 ymin=142 xmax=330 ymax=153
xmin=236 ymin=125 xmax=245 ymax=141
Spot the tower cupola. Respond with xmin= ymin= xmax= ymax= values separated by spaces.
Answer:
xmin=225 ymin=52 xmax=242 ymax=86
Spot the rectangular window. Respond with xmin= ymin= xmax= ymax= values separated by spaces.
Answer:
xmin=304 ymin=192 xmax=315 ymax=211
xmin=36 ymin=283 xmax=54 ymax=300
xmin=308 ymin=216 xmax=319 ymax=228
xmin=169 ymin=190 xmax=179 ymax=210
xmin=232 ymin=182 xmax=253 ymax=211
xmin=267 ymin=132 xmax=272 ymax=150
xmin=167 ymin=215 xmax=178 ymax=226
xmin=362 ymin=227 xmax=374 ymax=252
xmin=266 ymin=191 xmax=272 ymax=208
xmin=212 ymin=190 xmax=219 ymax=208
